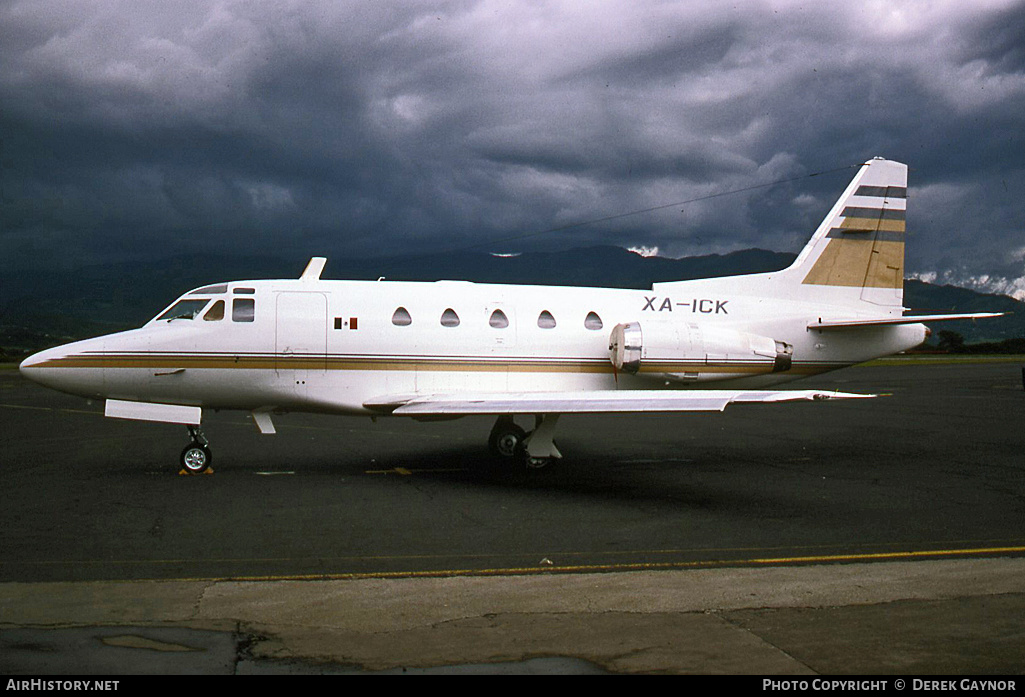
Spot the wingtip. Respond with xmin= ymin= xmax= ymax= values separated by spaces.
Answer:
xmin=813 ymin=391 xmax=877 ymax=401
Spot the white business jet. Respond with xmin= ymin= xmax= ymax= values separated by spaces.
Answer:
xmin=20 ymin=158 xmax=999 ymax=473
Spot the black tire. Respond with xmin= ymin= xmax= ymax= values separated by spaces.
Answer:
xmin=180 ymin=443 xmax=212 ymax=474
xmin=525 ymin=456 xmax=552 ymax=469
xmin=488 ymin=422 xmax=527 ymax=459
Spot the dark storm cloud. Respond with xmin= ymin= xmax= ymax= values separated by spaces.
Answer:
xmin=1 ymin=0 xmax=1024 ymax=296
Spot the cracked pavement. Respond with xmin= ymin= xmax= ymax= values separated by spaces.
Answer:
xmin=3 ymin=558 xmax=1025 ymax=674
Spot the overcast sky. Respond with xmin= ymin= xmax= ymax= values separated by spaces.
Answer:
xmin=2 ymin=0 xmax=1024 ymax=296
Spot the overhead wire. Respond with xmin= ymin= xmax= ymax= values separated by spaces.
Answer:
xmin=376 ymin=161 xmax=864 ymax=273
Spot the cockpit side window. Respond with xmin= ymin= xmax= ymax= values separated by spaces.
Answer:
xmin=203 ymin=300 xmax=225 ymax=321
xmin=232 ymin=298 xmax=255 ymax=322
xmin=157 ymin=299 xmax=210 ymax=322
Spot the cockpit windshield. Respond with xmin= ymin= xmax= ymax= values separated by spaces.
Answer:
xmin=156 ymin=299 xmax=210 ymax=322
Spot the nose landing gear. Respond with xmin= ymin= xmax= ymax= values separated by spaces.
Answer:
xmin=180 ymin=425 xmax=213 ymax=475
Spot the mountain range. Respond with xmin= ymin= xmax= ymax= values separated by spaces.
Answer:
xmin=1 ymin=246 xmax=1021 ymax=357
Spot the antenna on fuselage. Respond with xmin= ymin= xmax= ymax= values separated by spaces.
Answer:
xmin=300 ymin=257 xmax=327 ymax=282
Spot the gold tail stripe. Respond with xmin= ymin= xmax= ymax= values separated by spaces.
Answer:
xmin=840 ymin=217 xmax=906 ymax=233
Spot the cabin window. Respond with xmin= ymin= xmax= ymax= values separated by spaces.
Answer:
xmin=584 ymin=311 xmax=603 ymax=330
xmin=392 ymin=307 xmax=413 ymax=326
xmin=489 ymin=309 xmax=509 ymax=329
xmin=203 ymin=300 xmax=225 ymax=321
xmin=233 ymin=287 xmax=256 ymax=294
xmin=189 ymin=284 xmax=228 ymax=295
xmin=232 ymin=298 xmax=255 ymax=322
xmin=440 ymin=308 xmax=460 ymax=327
xmin=157 ymin=299 xmax=210 ymax=322
xmin=537 ymin=310 xmax=556 ymax=329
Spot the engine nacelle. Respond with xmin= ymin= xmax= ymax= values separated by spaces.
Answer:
xmin=608 ymin=321 xmax=793 ymax=383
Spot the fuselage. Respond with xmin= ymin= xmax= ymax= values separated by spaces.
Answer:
xmin=15 ymin=159 xmax=982 ymax=471
xmin=19 ymin=271 xmax=927 ymax=416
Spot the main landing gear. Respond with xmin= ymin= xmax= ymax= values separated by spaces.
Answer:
xmin=487 ymin=415 xmax=562 ymax=469
xmin=180 ymin=425 xmax=213 ymax=475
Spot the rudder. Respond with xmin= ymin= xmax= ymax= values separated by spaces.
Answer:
xmin=787 ymin=158 xmax=907 ymax=308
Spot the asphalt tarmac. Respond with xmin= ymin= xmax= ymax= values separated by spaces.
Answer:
xmin=2 ymin=360 xmax=1024 ymax=673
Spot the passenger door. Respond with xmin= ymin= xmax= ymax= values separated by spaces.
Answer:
xmin=275 ymin=292 xmax=327 ymax=398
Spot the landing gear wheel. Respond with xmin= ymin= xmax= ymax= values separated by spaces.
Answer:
xmin=180 ymin=443 xmax=212 ymax=474
xmin=526 ymin=455 xmax=554 ymax=470
xmin=488 ymin=420 xmax=527 ymax=460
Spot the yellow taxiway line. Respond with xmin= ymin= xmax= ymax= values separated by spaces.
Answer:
xmin=209 ymin=545 xmax=1025 ymax=583
xmin=6 ymin=544 xmax=1022 ymax=585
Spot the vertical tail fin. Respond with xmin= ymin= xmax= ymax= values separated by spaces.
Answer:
xmin=787 ymin=158 xmax=907 ymax=309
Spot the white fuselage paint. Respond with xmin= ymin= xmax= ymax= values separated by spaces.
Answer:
xmin=20 ymin=270 xmax=927 ymax=416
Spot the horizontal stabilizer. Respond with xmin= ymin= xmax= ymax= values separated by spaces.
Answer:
xmin=365 ymin=389 xmax=873 ymax=416
xmin=809 ymin=313 xmax=1005 ymax=330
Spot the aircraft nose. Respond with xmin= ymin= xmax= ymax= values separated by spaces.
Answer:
xmin=18 ymin=342 xmax=105 ymax=399
xmin=19 ymin=345 xmax=67 ymax=387
xmin=19 ymin=347 xmax=54 ymax=380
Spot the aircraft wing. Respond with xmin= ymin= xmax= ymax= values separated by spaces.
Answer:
xmin=364 ymin=389 xmax=874 ymax=416
xmin=808 ymin=313 xmax=1004 ymax=330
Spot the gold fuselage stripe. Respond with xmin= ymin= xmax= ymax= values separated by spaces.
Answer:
xmin=30 ymin=353 xmax=844 ymax=376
